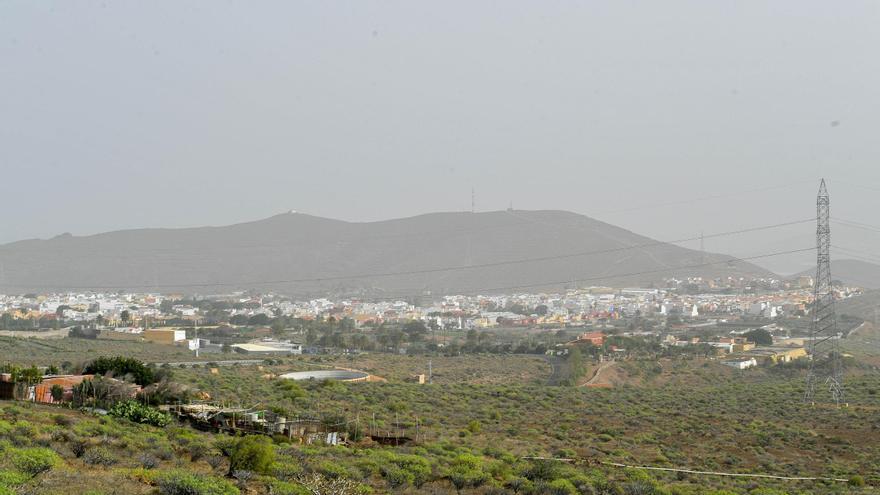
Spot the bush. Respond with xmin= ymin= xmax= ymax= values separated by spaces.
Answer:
xmin=71 ymin=440 xmax=88 ymax=458
xmin=849 ymin=475 xmax=866 ymax=487
xmin=11 ymin=447 xmax=60 ymax=477
xmin=223 ymin=436 xmax=275 ymax=476
xmin=548 ymin=478 xmax=578 ymax=495
xmin=52 ymin=415 xmax=73 ymax=428
xmin=447 ymin=454 xmax=489 ymax=490
xmin=82 ymin=446 xmax=117 ymax=466
xmin=381 ymin=465 xmax=414 ymax=487
xmin=188 ymin=442 xmax=208 ymax=461
xmin=109 ymin=400 xmax=172 ymax=427
xmin=138 ymin=452 xmax=160 ymax=469
xmin=0 ymin=469 xmax=29 ymax=487
xmin=155 ymin=470 xmax=239 ymax=495
xmin=269 ymin=481 xmax=311 ymax=495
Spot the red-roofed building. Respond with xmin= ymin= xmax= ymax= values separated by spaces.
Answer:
xmin=569 ymin=331 xmax=605 ymax=346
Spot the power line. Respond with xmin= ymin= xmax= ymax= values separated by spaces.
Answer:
xmin=7 ymin=219 xmax=812 ymax=290
xmin=371 ymin=247 xmax=814 ymax=297
xmin=832 ymin=245 xmax=880 ymax=264
xmin=282 ymin=246 xmax=814 ymax=301
xmin=833 ymin=217 xmax=880 ymax=234
xmin=593 ymin=180 xmax=815 ymax=215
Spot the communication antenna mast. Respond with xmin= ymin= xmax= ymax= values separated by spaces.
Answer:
xmin=804 ymin=179 xmax=845 ymax=405
xmin=471 ymin=188 xmax=475 ymax=213
xmin=700 ymin=230 xmax=705 ymax=265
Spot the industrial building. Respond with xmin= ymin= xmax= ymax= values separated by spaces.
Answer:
xmin=232 ymin=341 xmax=303 ymax=355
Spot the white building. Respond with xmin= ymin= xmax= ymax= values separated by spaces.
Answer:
xmin=722 ymin=358 xmax=757 ymax=370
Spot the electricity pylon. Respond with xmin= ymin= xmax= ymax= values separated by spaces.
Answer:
xmin=804 ymin=179 xmax=845 ymax=405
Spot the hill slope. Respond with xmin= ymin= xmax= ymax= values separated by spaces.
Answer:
xmin=838 ymin=289 xmax=880 ymax=321
xmin=0 ymin=210 xmax=774 ymax=296
xmin=791 ymin=259 xmax=880 ymax=289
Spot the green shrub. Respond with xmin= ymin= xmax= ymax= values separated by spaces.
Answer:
xmin=447 ymin=454 xmax=489 ymax=490
xmin=269 ymin=481 xmax=311 ymax=495
xmin=548 ymin=478 xmax=578 ymax=495
xmin=155 ymin=470 xmax=239 ymax=495
xmin=271 ymin=461 xmax=304 ymax=481
xmin=223 ymin=435 xmax=275 ymax=476
xmin=381 ymin=465 xmax=415 ymax=487
xmin=317 ymin=460 xmax=351 ymax=479
xmin=11 ymin=447 xmax=60 ymax=477
xmin=109 ymin=400 xmax=172 ymax=427
xmin=849 ymin=475 xmax=866 ymax=487
xmin=0 ymin=469 xmax=29 ymax=488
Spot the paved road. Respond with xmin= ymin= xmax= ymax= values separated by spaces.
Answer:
xmin=153 ymin=359 xmax=266 ymax=367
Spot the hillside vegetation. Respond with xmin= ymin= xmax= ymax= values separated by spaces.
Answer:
xmin=1 ymin=353 xmax=877 ymax=494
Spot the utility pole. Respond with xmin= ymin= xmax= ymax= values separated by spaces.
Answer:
xmin=804 ymin=179 xmax=845 ymax=405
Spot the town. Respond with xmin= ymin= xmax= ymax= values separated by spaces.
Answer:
xmin=0 ymin=274 xmax=860 ymax=366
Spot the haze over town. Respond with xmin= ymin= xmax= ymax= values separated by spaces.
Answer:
xmin=2 ymin=2 xmax=880 ymax=495
xmin=4 ymin=2 xmax=880 ymax=274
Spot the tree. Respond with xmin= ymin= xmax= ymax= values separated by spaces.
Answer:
xmin=534 ymin=304 xmax=549 ymax=316
xmin=83 ymin=356 xmax=156 ymax=386
xmin=402 ymin=320 xmax=428 ymax=342
xmin=743 ymin=328 xmax=773 ymax=346
xmin=270 ymin=319 xmax=286 ymax=337
xmin=561 ymin=347 xmax=587 ymax=386
xmin=120 ymin=310 xmax=131 ymax=325
xmin=249 ymin=314 xmax=271 ymax=326
xmin=12 ymin=366 xmax=43 ymax=385
xmin=230 ymin=314 xmax=249 ymax=326
xmin=159 ymin=299 xmax=175 ymax=314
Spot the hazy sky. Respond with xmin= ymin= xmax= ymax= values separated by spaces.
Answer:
xmin=2 ymin=1 xmax=880 ymax=274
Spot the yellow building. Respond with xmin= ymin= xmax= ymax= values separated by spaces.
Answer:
xmin=743 ymin=346 xmax=807 ymax=365
xmin=732 ymin=342 xmax=756 ymax=353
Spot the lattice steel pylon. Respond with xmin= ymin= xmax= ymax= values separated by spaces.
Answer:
xmin=804 ymin=179 xmax=845 ymax=405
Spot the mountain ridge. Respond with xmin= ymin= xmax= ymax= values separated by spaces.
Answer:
xmin=0 ymin=210 xmax=776 ymax=296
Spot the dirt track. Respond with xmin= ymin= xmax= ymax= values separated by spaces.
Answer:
xmin=583 ymin=360 xmax=616 ymax=387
